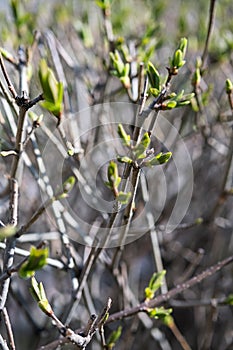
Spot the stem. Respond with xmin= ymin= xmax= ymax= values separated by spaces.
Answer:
xmin=201 ymin=0 xmax=216 ymax=69
xmin=168 ymin=321 xmax=191 ymax=350
xmin=2 ymin=308 xmax=16 ymax=350
xmin=0 ymin=53 xmax=17 ymax=99
xmin=112 ymin=167 xmax=141 ymax=269
xmin=107 ymin=254 xmax=233 ymax=323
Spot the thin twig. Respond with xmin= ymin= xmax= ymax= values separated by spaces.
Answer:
xmin=201 ymin=0 xmax=217 ymax=70
xmin=0 ymin=52 xmax=17 ymax=99
xmin=2 ymin=308 xmax=15 ymax=350
xmin=107 ymin=254 xmax=233 ymax=323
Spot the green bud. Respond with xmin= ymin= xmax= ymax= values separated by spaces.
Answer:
xmin=192 ymin=68 xmax=201 ymax=87
xmin=107 ymin=161 xmax=121 ymax=189
xmin=172 ymin=49 xmax=185 ymax=69
xmin=179 ymin=37 xmax=188 ymax=58
xmin=118 ymin=124 xmax=131 ymax=147
xmin=162 ymin=100 xmax=177 ymax=109
xmin=226 ymin=79 xmax=233 ymax=94
xmin=117 ymin=155 xmax=133 ymax=164
xmin=145 ymin=270 xmax=166 ymax=300
xmin=147 ymin=62 xmax=160 ymax=90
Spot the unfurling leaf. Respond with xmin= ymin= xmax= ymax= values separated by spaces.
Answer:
xmin=0 ymin=225 xmax=17 ymax=240
xmin=38 ymin=59 xmax=64 ymax=122
xmin=145 ymin=270 xmax=166 ymax=300
xmin=226 ymin=79 xmax=233 ymax=94
xmin=162 ymin=100 xmax=177 ymax=109
xmin=117 ymin=191 xmax=131 ymax=204
xmin=110 ymin=51 xmax=131 ymax=88
xmin=147 ymin=62 xmax=160 ymax=90
xmin=192 ymin=67 xmax=201 ymax=87
xmin=117 ymin=155 xmax=133 ymax=164
xmin=107 ymin=326 xmax=122 ymax=349
xmin=19 ymin=246 xmax=49 ymax=279
xmin=63 ymin=176 xmax=76 ymax=194
xmin=144 ymin=152 xmax=172 ymax=167
xmin=118 ymin=124 xmax=131 ymax=147
xmin=106 ymin=161 xmax=121 ymax=190
xmin=30 ymin=276 xmax=53 ymax=315
xmin=134 ymin=132 xmax=150 ymax=159
xmin=148 ymin=306 xmax=173 ymax=320
xmin=171 ymin=37 xmax=187 ymax=70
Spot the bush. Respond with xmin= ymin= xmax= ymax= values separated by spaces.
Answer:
xmin=0 ymin=1 xmax=233 ymax=349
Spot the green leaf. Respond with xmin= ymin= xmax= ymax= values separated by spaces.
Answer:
xmin=225 ymin=294 xmax=233 ymax=305
xmin=107 ymin=326 xmax=122 ymax=349
xmin=47 ymin=68 xmax=59 ymax=102
xmin=170 ymin=38 xmax=187 ymax=70
xmin=134 ymin=132 xmax=150 ymax=159
xmin=144 ymin=152 xmax=172 ymax=167
xmin=172 ymin=49 xmax=185 ymax=68
xmin=148 ymin=306 xmax=173 ymax=320
xmin=110 ymin=50 xmax=124 ymax=75
xmin=145 ymin=270 xmax=166 ymax=300
xmin=95 ymin=0 xmax=112 ymax=10
xmin=118 ymin=124 xmax=131 ymax=147
xmin=117 ymin=155 xmax=133 ymax=164
xmin=192 ymin=68 xmax=201 ymax=87
xmin=226 ymin=79 xmax=233 ymax=94
xmin=38 ymin=59 xmax=64 ymax=118
xmin=117 ymin=191 xmax=131 ymax=204
xmin=30 ymin=276 xmax=53 ymax=315
xmin=19 ymin=246 xmax=49 ymax=279
xmin=0 ymin=225 xmax=16 ymax=240
xmin=162 ymin=100 xmax=177 ymax=109
xmin=149 ymin=87 xmax=161 ymax=97
xmin=63 ymin=176 xmax=76 ymax=194
xmin=107 ymin=161 xmax=121 ymax=190
xmin=147 ymin=61 xmax=160 ymax=90
xmin=110 ymin=51 xmax=130 ymax=88
xmin=179 ymin=37 xmax=188 ymax=58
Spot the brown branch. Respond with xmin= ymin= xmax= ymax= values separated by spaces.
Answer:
xmin=201 ymin=0 xmax=217 ymax=69
xmin=0 ymin=52 xmax=18 ymax=99
xmin=107 ymin=254 xmax=233 ymax=323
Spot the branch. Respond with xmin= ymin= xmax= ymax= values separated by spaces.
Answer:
xmin=107 ymin=255 xmax=233 ymax=323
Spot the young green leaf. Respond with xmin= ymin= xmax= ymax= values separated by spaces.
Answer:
xmin=171 ymin=37 xmax=187 ymax=70
xmin=19 ymin=246 xmax=49 ymax=279
xmin=145 ymin=270 xmax=166 ymax=300
xmin=147 ymin=62 xmax=160 ymax=90
xmin=117 ymin=191 xmax=131 ymax=204
xmin=117 ymin=155 xmax=133 ymax=164
xmin=192 ymin=67 xmax=201 ymax=87
xmin=226 ymin=79 xmax=233 ymax=94
xmin=162 ymin=100 xmax=177 ymax=109
xmin=107 ymin=326 xmax=122 ymax=350
xmin=118 ymin=124 xmax=131 ymax=147
xmin=63 ymin=176 xmax=76 ymax=194
xmin=134 ymin=132 xmax=150 ymax=159
xmin=0 ymin=225 xmax=17 ymax=240
xmin=144 ymin=152 xmax=172 ymax=167
xmin=106 ymin=161 xmax=121 ymax=190
xmin=225 ymin=294 xmax=233 ymax=305
xmin=172 ymin=49 xmax=185 ymax=69
xmin=149 ymin=87 xmax=161 ymax=97
xmin=148 ymin=306 xmax=173 ymax=320
xmin=30 ymin=276 xmax=53 ymax=316
xmin=38 ymin=59 xmax=64 ymax=121
xmin=179 ymin=37 xmax=188 ymax=58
